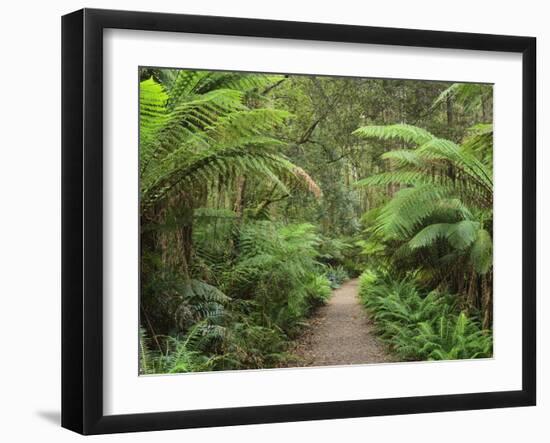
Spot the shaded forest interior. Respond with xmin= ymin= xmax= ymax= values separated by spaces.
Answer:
xmin=139 ymin=68 xmax=493 ymax=374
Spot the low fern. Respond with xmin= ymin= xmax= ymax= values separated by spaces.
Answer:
xmin=358 ymin=269 xmax=492 ymax=361
xmin=139 ymin=328 xmax=215 ymax=374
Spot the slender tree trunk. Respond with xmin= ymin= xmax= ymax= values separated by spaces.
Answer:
xmin=446 ymin=95 xmax=453 ymax=126
xmin=481 ymin=95 xmax=488 ymax=122
xmin=174 ymin=204 xmax=194 ymax=279
xmin=481 ymin=272 xmax=493 ymax=329
xmin=234 ymin=176 xmax=247 ymax=219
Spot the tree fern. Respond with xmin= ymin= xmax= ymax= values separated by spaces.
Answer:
xmin=354 ymin=123 xmax=493 ymax=325
xmin=139 ymin=70 xmax=320 ymax=209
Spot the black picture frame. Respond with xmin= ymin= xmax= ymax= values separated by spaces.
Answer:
xmin=61 ymin=8 xmax=536 ymax=435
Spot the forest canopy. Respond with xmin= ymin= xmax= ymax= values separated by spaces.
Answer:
xmin=138 ymin=67 xmax=493 ymax=374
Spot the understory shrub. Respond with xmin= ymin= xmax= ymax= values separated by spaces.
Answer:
xmin=358 ymin=270 xmax=492 ymax=361
xmin=141 ymin=221 xmax=335 ymax=373
xmin=223 ymin=222 xmax=332 ymax=336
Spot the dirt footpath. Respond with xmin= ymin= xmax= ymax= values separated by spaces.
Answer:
xmin=289 ymin=278 xmax=395 ymax=367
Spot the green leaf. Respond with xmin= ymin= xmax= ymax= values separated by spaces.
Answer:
xmin=470 ymin=228 xmax=493 ymax=274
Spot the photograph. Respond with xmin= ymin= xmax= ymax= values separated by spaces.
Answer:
xmin=138 ymin=67 xmax=494 ymax=375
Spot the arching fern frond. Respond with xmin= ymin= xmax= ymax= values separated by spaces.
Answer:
xmin=446 ymin=220 xmax=480 ymax=250
xmin=417 ymin=138 xmax=493 ymax=193
xmin=470 ymin=228 xmax=492 ymax=274
xmin=462 ymin=123 xmax=493 ymax=167
xmin=432 ymin=83 xmax=492 ymax=116
xmin=355 ymin=171 xmax=431 ymax=188
xmin=208 ymin=109 xmax=292 ymax=142
xmin=408 ymin=223 xmax=453 ymax=249
xmin=353 ymin=124 xmax=434 ymax=145
xmin=375 ymin=184 xmax=454 ymax=238
xmin=139 ymin=71 xmax=320 ymax=208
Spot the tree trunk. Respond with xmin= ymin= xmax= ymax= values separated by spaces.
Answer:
xmin=233 ymin=175 xmax=247 ymax=219
xmin=446 ymin=95 xmax=453 ymax=126
xmin=179 ymin=207 xmax=193 ymax=278
xmin=481 ymin=272 xmax=493 ymax=329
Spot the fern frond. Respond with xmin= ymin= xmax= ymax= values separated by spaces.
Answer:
xmin=470 ymin=228 xmax=493 ymax=274
xmin=433 ymin=83 xmax=492 ymax=116
xmin=355 ymin=171 xmax=430 ymax=188
xmin=375 ymin=184 xmax=454 ymax=238
xmin=408 ymin=223 xmax=452 ymax=249
xmin=462 ymin=124 xmax=493 ymax=167
xmin=353 ymin=124 xmax=434 ymax=145
xmin=446 ymin=220 xmax=480 ymax=250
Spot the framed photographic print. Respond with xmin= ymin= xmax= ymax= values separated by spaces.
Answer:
xmin=61 ymin=8 xmax=536 ymax=435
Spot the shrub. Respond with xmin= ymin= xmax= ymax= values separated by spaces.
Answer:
xmin=224 ymin=222 xmax=329 ymax=334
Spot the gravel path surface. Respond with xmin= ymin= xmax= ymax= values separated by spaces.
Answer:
xmin=289 ymin=278 xmax=395 ymax=367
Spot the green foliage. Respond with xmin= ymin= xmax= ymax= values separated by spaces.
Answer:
xmin=139 ymin=71 xmax=320 ymax=210
xmin=462 ymin=123 xmax=493 ymax=168
xmin=432 ymin=83 xmax=493 ymax=118
xmin=354 ymin=127 xmax=493 ymax=214
xmin=358 ymin=270 xmax=492 ymax=360
xmin=140 ymin=264 xmax=229 ymax=336
xmin=354 ymin=121 xmax=493 ymax=326
xmin=358 ymin=269 xmax=378 ymax=291
xmin=139 ymin=70 xmax=494 ymax=374
xmin=353 ymin=123 xmax=434 ymax=145
xmin=139 ymin=328 xmax=215 ymax=374
xmin=317 ymin=236 xmax=352 ymax=264
xmin=407 ymin=221 xmax=492 ymax=274
xmin=304 ymin=274 xmax=333 ymax=306
xmin=212 ymin=311 xmax=291 ymax=370
xmin=318 ymin=235 xmax=364 ymax=277
xmin=142 ymin=221 xmax=334 ymax=373
xmin=139 ymin=69 xmax=330 ymax=373
xmin=470 ymin=227 xmax=493 ymax=274
xmin=226 ymin=222 xmax=330 ymax=333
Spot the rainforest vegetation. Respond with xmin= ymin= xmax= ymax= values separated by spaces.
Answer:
xmin=138 ymin=67 xmax=493 ymax=374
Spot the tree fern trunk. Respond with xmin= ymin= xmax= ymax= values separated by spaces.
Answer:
xmin=233 ymin=175 xmax=247 ymax=219
xmin=481 ymin=272 xmax=493 ymax=329
xmin=179 ymin=206 xmax=194 ymax=278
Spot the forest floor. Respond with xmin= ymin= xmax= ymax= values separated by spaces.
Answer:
xmin=287 ymin=278 xmax=396 ymax=367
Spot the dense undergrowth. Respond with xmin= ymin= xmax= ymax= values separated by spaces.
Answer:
xmin=140 ymin=221 xmax=350 ymax=374
xmin=358 ymin=270 xmax=492 ymax=361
